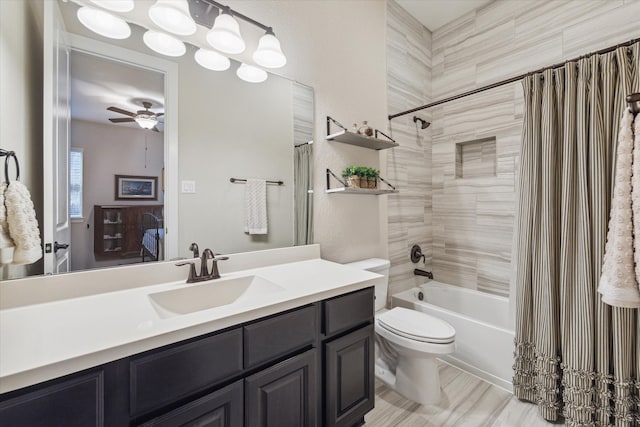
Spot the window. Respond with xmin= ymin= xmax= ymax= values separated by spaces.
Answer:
xmin=69 ymin=148 xmax=83 ymax=219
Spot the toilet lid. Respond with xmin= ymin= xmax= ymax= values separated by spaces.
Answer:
xmin=378 ymin=307 xmax=455 ymax=344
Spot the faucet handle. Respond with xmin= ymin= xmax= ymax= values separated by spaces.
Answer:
xmin=175 ymin=261 xmax=198 ymax=283
xmin=213 ymin=255 xmax=229 ymax=261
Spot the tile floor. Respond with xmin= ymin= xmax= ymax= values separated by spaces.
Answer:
xmin=365 ymin=361 xmax=564 ymax=426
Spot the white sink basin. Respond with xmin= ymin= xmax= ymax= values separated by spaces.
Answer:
xmin=149 ymin=275 xmax=284 ymax=318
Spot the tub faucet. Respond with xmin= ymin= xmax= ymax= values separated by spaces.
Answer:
xmin=414 ymin=268 xmax=433 ymax=280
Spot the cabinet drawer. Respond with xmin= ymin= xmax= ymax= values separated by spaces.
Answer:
xmin=0 ymin=371 xmax=104 ymax=427
xmin=139 ymin=380 xmax=243 ymax=427
xmin=130 ymin=328 xmax=243 ymax=415
xmin=244 ymin=305 xmax=317 ymax=369
xmin=322 ymin=287 xmax=373 ymax=337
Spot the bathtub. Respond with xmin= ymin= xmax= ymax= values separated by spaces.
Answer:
xmin=392 ymin=281 xmax=515 ymax=392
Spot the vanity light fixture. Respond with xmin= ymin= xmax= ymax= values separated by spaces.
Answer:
xmin=134 ymin=114 xmax=159 ymax=130
xmin=194 ymin=48 xmax=231 ymax=71
xmin=148 ymin=0 xmax=196 ymax=36
xmin=89 ymin=0 xmax=134 ymax=13
xmin=143 ymin=30 xmax=186 ymax=57
xmin=206 ymin=9 xmax=246 ymax=54
xmin=236 ymin=63 xmax=268 ymax=83
xmin=77 ymin=6 xmax=131 ymax=40
xmin=253 ymin=29 xmax=287 ymax=69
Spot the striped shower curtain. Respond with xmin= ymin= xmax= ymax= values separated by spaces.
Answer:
xmin=514 ymin=43 xmax=640 ymax=426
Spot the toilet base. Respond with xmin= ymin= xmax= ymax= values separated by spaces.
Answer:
xmin=374 ymin=355 xmax=442 ymax=405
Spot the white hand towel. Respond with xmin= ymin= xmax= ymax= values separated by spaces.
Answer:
xmin=0 ymin=182 xmax=15 ymax=264
xmin=598 ymin=109 xmax=640 ymax=308
xmin=244 ymin=179 xmax=268 ymax=235
xmin=632 ymin=112 xmax=640 ymax=298
xmin=5 ymin=180 xmax=42 ymax=265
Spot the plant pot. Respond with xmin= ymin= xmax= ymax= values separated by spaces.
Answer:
xmin=368 ymin=179 xmax=377 ymax=189
xmin=346 ymin=176 xmax=361 ymax=188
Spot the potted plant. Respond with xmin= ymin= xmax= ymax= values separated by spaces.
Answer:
xmin=367 ymin=168 xmax=380 ymax=189
xmin=342 ymin=166 xmax=361 ymax=188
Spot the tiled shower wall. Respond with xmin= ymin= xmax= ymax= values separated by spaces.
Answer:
xmin=387 ymin=0 xmax=640 ymax=299
xmin=385 ymin=1 xmax=432 ymax=301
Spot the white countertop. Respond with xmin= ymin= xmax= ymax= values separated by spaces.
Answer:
xmin=0 ymin=246 xmax=382 ymax=394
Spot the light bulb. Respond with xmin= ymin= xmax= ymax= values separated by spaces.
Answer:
xmin=148 ymin=0 xmax=196 ymax=36
xmin=77 ymin=6 xmax=131 ymax=40
xmin=194 ymin=48 xmax=231 ymax=71
xmin=253 ymin=32 xmax=286 ymax=68
xmin=135 ymin=115 xmax=158 ymax=130
xmin=143 ymin=30 xmax=186 ymax=57
xmin=206 ymin=13 xmax=245 ymax=54
xmin=236 ymin=63 xmax=267 ymax=83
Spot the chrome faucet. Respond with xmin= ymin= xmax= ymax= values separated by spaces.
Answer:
xmin=176 ymin=247 xmax=228 ymax=283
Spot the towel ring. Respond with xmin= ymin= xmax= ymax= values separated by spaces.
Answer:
xmin=3 ymin=151 xmax=20 ymax=183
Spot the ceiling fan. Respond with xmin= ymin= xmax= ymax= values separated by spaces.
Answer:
xmin=107 ymin=101 xmax=164 ymax=132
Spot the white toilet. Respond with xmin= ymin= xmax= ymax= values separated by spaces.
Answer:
xmin=346 ymin=258 xmax=456 ymax=405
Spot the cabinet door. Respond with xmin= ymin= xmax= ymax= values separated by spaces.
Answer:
xmin=245 ymin=349 xmax=317 ymax=427
xmin=324 ymin=325 xmax=374 ymax=427
xmin=139 ymin=380 xmax=242 ymax=427
xmin=0 ymin=371 xmax=104 ymax=427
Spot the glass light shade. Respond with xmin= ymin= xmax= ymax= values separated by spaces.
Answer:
xmin=135 ymin=114 xmax=158 ymax=130
xmin=194 ymin=48 xmax=230 ymax=71
xmin=252 ymin=33 xmax=287 ymax=68
xmin=143 ymin=30 xmax=186 ymax=57
xmin=148 ymin=0 xmax=196 ymax=36
xmin=89 ymin=0 xmax=134 ymax=13
xmin=77 ymin=7 xmax=131 ymax=40
xmin=236 ymin=63 xmax=267 ymax=83
xmin=206 ymin=13 xmax=245 ymax=54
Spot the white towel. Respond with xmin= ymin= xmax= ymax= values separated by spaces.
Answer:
xmin=0 ymin=182 xmax=15 ymax=264
xmin=244 ymin=179 xmax=268 ymax=235
xmin=598 ymin=109 xmax=640 ymax=308
xmin=5 ymin=180 xmax=42 ymax=265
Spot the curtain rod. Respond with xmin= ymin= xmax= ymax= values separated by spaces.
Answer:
xmin=388 ymin=36 xmax=640 ymax=120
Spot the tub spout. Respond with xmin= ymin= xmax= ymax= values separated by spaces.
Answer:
xmin=414 ymin=269 xmax=433 ymax=279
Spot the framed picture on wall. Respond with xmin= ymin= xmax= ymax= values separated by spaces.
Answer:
xmin=115 ymin=175 xmax=158 ymax=200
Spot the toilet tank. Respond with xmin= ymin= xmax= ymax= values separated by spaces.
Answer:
xmin=344 ymin=258 xmax=390 ymax=312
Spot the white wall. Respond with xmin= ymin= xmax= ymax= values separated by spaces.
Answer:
xmin=0 ymin=0 xmax=44 ymax=280
xmin=69 ymin=119 xmax=163 ymax=271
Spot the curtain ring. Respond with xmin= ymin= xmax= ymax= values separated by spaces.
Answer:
xmin=4 ymin=151 xmax=19 ymax=183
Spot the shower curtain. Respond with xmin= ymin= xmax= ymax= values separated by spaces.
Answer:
xmin=294 ymin=143 xmax=313 ymax=246
xmin=514 ymin=43 xmax=640 ymax=426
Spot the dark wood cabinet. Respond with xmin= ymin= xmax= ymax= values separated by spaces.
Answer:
xmin=139 ymin=380 xmax=243 ymax=427
xmin=245 ymin=349 xmax=317 ymax=427
xmin=0 ymin=288 xmax=375 ymax=427
xmin=94 ymin=205 xmax=163 ymax=258
xmin=0 ymin=370 xmax=104 ymax=427
xmin=324 ymin=325 xmax=375 ymax=427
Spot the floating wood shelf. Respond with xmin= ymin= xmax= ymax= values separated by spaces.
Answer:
xmin=326 ymin=187 xmax=398 ymax=195
xmin=326 ymin=116 xmax=398 ymax=150
xmin=325 ymin=168 xmax=397 ymax=195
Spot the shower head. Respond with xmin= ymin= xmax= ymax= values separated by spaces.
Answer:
xmin=413 ymin=116 xmax=431 ymax=129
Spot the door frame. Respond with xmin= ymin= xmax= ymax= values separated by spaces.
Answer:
xmin=65 ymin=33 xmax=179 ymax=261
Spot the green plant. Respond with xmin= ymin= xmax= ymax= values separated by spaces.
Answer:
xmin=342 ymin=166 xmax=358 ymax=178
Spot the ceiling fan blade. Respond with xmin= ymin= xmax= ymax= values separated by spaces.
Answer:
xmin=109 ymin=117 xmax=136 ymax=123
xmin=107 ymin=106 xmax=136 ymax=117
xmin=156 ymin=113 xmax=164 ymax=117
xmin=152 ymin=126 xmax=160 ymax=132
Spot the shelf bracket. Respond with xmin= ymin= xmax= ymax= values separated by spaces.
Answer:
xmin=374 ymin=129 xmax=396 ymax=144
xmin=326 ymin=116 xmax=347 ymax=136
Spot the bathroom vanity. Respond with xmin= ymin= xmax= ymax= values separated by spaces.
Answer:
xmin=0 ymin=245 xmax=379 ymax=427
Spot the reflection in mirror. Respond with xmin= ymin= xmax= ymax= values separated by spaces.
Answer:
xmin=0 ymin=0 xmax=314 ymax=280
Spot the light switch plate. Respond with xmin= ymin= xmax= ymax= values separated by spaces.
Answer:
xmin=181 ymin=180 xmax=196 ymax=193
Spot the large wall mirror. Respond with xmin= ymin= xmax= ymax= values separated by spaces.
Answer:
xmin=1 ymin=0 xmax=314 ymax=280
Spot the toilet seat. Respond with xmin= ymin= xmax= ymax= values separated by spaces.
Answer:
xmin=377 ymin=307 xmax=455 ymax=344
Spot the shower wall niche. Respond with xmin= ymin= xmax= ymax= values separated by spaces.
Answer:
xmin=455 ymin=137 xmax=497 ymax=179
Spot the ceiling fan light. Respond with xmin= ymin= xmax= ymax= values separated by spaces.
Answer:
xmin=236 ymin=63 xmax=267 ymax=83
xmin=253 ymin=32 xmax=286 ymax=68
xmin=89 ymin=0 xmax=134 ymax=13
xmin=149 ymin=0 xmax=196 ymax=36
xmin=77 ymin=6 xmax=131 ymax=40
xmin=206 ymin=13 xmax=245 ymax=54
xmin=143 ymin=30 xmax=186 ymax=57
xmin=135 ymin=114 xmax=158 ymax=130
xmin=194 ymin=48 xmax=230 ymax=71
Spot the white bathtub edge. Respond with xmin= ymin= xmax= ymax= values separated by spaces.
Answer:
xmin=438 ymin=356 xmax=513 ymax=393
